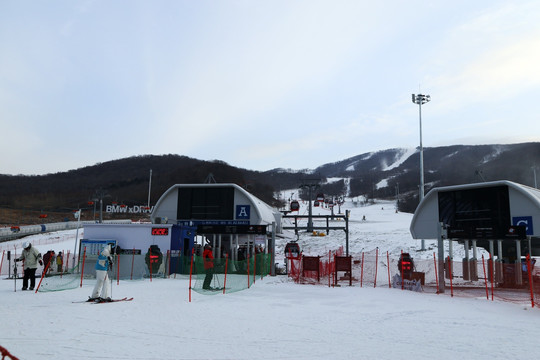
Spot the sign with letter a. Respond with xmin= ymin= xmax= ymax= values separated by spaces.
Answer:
xmin=236 ymin=205 xmax=250 ymax=220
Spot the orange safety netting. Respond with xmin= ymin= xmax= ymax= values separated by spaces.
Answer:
xmin=287 ymin=249 xmax=540 ymax=308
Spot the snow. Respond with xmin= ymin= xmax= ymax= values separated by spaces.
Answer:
xmin=381 ymin=148 xmax=416 ymax=171
xmin=1 ymin=198 xmax=538 ymax=360
xmin=376 ymin=178 xmax=388 ymax=189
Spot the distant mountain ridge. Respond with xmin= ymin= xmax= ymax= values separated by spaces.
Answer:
xmin=0 ymin=142 xmax=538 ymax=223
xmin=313 ymin=142 xmax=540 ymax=211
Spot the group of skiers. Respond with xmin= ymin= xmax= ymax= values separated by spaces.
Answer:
xmin=14 ymin=243 xmax=65 ymax=289
xmin=42 ymin=250 xmax=64 ymax=274
xmin=13 ymin=240 xmax=250 ymax=296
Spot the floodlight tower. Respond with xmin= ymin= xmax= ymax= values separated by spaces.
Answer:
xmin=412 ymin=93 xmax=430 ymax=251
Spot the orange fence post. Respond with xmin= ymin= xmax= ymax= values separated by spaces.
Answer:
xmin=59 ymin=250 xmax=64 ymax=278
xmin=526 ymin=254 xmax=534 ymax=308
xmin=149 ymin=252 xmax=153 ymax=282
xmin=167 ymin=250 xmax=171 ymax=278
xmin=0 ymin=250 xmax=4 ymax=276
xmin=35 ymin=257 xmax=52 ymax=293
xmin=401 ymin=250 xmax=404 ymax=291
xmin=189 ymin=248 xmax=194 ymax=302
xmin=253 ymin=252 xmax=257 ymax=284
xmin=360 ymin=252 xmax=364 ymax=287
xmin=374 ymin=248 xmax=378 ymax=288
xmin=386 ymin=251 xmax=391 ymax=288
xmin=130 ymin=247 xmax=135 ymax=280
xmin=297 ymin=254 xmax=302 ymax=284
xmin=247 ymin=252 xmax=251 ymax=289
xmin=481 ymin=255 xmax=489 ymax=300
xmin=433 ymin=252 xmax=439 ymax=294
xmin=489 ymin=254 xmax=494 ymax=301
xmin=447 ymin=256 xmax=453 ymax=297
xmin=80 ymin=247 xmax=87 ymax=288
xmin=223 ymin=254 xmax=228 ymax=294
xmin=333 ymin=254 xmax=336 ymax=287
xmin=66 ymin=250 xmax=70 ymax=273
xmin=328 ymin=250 xmax=331 ymax=288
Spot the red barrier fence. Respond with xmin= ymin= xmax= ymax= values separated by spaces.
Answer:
xmin=0 ymin=345 xmax=19 ymax=360
xmin=288 ymin=249 xmax=540 ymax=308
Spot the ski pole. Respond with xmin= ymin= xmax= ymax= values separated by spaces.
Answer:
xmin=110 ymin=271 xmax=113 ymax=299
xmin=13 ymin=247 xmax=17 ymax=292
xmin=109 ymin=266 xmax=113 ymax=299
xmin=214 ymin=274 xmax=221 ymax=288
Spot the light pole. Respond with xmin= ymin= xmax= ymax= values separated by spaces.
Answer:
xmin=412 ymin=93 xmax=430 ymax=251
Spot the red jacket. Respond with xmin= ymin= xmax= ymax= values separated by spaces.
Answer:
xmin=203 ymin=249 xmax=214 ymax=269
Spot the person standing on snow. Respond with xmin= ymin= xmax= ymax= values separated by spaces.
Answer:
xmin=90 ymin=244 xmax=113 ymax=301
xmin=202 ymin=244 xmax=214 ymax=290
xmin=56 ymin=251 xmax=63 ymax=273
xmin=15 ymin=242 xmax=43 ymax=291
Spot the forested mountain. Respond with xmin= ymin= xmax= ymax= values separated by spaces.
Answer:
xmin=1 ymin=143 xmax=539 ymax=224
xmin=314 ymin=143 xmax=540 ymax=212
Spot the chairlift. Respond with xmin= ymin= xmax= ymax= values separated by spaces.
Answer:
xmin=284 ymin=242 xmax=301 ymax=257
xmin=290 ymin=200 xmax=300 ymax=211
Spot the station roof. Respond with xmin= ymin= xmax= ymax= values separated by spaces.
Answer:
xmin=410 ymin=180 xmax=540 ymax=239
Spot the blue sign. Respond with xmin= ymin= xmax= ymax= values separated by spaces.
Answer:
xmin=512 ymin=216 xmax=534 ymax=236
xmin=236 ymin=205 xmax=250 ymax=220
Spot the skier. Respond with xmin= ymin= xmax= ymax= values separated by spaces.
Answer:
xmin=90 ymin=244 xmax=113 ymax=301
xmin=202 ymin=244 xmax=214 ymax=290
xmin=56 ymin=251 xmax=63 ymax=273
xmin=15 ymin=242 xmax=43 ymax=291
xmin=398 ymin=253 xmax=415 ymax=280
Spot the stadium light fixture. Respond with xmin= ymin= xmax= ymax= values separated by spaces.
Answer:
xmin=412 ymin=93 xmax=430 ymax=251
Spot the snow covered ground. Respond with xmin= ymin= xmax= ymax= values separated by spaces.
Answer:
xmin=1 ymin=198 xmax=538 ymax=359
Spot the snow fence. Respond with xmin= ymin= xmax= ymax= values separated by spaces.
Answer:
xmin=287 ymin=249 xmax=540 ymax=309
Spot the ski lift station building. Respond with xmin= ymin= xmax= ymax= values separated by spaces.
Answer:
xmin=83 ymin=184 xmax=282 ymax=276
xmin=410 ymin=180 xmax=540 ymax=260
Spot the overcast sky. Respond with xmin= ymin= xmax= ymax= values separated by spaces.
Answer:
xmin=1 ymin=1 xmax=539 ymax=175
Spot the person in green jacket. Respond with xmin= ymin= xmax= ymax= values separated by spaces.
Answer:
xmin=15 ymin=242 xmax=43 ymax=291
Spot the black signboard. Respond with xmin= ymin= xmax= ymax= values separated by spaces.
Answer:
xmin=504 ymin=225 xmax=527 ymax=240
xmin=439 ymin=185 xmax=511 ymax=240
xmin=447 ymin=225 xmax=526 ymax=240
xmin=118 ymin=249 xmax=142 ymax=255
xmin=197 ymin=224 xmax=267 ymax=235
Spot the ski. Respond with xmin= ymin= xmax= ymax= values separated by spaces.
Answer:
xmin=73 ymin=297 xmax=133 ymax=303
xmin=72 ymin=298 xmax=99 ymax=303
xmin=92 ymin=297 xmax=133 ymax=303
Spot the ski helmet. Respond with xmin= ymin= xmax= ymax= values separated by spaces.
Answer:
xmin=23 ymin=242 xmax=31 ymax=249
